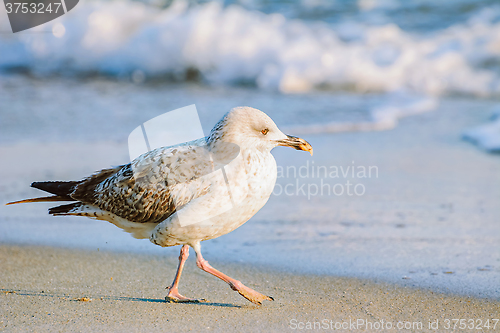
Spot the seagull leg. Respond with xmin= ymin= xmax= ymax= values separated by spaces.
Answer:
xmin=165 ymin=245 xmax=206 ymax=303
xmin=191 ymin=242 xmax=273 ymax=305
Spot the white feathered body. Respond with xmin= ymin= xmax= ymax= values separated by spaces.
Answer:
xmin=67 ymin=143 xmax=277 ymax=247
xmin=151 ymin=147 xmax=277 ymax=246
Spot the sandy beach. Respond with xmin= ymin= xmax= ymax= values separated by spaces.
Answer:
xmin=1 ymin=245 xmax=499 ymax=332
xmin=0 ymin=76 xmax=499 ymax=331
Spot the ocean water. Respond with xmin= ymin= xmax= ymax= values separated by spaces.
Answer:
xmin=2 ymin=0 xmax=500 ymax=146
xmin=0 ymin=0 xmax=499 ymax=298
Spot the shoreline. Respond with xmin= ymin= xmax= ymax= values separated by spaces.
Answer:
xmin=2 ymin=244 xmax=499 ymax=332
xmin=1 ymin=94 xmax=499 ymax=302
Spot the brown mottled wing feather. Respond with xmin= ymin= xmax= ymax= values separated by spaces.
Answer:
xmin=71 ymin=141 xmax=213 ymax=223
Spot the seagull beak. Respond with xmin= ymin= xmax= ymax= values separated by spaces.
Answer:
xmin=277 ymin=135 xmax=313 ymax=156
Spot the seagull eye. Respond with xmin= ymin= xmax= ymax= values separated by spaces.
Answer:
xmin=261 ymin=128 xmax=269 ymax=135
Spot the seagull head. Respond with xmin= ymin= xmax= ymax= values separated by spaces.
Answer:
xmin=209 ymin=107 xmax=313 ymax=156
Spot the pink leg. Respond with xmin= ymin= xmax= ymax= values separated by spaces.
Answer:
xmin=165 ymin=245 xmax=206 ymax=303
xmin=192 ymin=242 xmax=273 ymax=305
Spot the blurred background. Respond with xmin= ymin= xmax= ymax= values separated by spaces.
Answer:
xmin=0 ymin=0 xmax=499 ymax=299
xmin=1 ymin=0 xmax=500 ymax=145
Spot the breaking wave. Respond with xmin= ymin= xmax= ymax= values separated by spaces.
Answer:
xmin=1 ymin=1 xmax=500 ymax=96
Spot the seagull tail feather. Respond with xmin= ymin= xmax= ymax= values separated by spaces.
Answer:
xmin=31 ymin=181 xmax=80 ymax=196
xmin=6 ymin=195 xmax=75 ymax=205
xmin=6 ymin=180 xmax=80 ymax=205
xmin=48 ymin=202 xmax=82 ymax=215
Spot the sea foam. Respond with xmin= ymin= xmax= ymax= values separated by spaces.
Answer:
xmin=1 ymin=1 xmax=500 ymax=96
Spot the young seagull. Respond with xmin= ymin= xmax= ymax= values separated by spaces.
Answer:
xmin=7 ymin=106 xmax=313 ymax=305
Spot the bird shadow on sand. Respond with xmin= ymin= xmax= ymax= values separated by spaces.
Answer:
xmin=1 ymin=289 xmax=242 ymax=308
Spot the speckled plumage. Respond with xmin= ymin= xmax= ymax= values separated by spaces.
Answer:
xmin=70 ymin=138 xmax=213 ymax=225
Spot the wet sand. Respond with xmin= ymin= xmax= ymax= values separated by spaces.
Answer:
xmin=1 ymin=245 xmax=498 ymax=332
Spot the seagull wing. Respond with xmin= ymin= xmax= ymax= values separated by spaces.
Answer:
xmin=71 ymin=141 xmax=213 ymax=224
